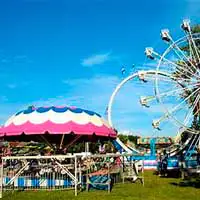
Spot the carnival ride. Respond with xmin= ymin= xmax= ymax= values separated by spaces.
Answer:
xmin=0 ymin=106 xmax=116 ymax=150
xmin=107 ymin=19 xmax=200 ymax=174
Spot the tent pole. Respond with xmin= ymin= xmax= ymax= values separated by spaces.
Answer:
xmin=40 ymin=135 xmax=55 ymax=152
xmin=59 ymin=134 xmax=65 ymax=149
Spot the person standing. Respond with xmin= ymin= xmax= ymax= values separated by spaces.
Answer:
xmin=197 ymin=148 xmax=200 ymax=166
xmin=162 ymin=150 xmax=168 ymax=177
xmin=179 ymin=151 xmax=185 ymax=179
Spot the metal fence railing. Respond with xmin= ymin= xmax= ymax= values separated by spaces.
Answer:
xmin=80 ymin=154 xmax=144 ymax=192
xmin=0 ymin=155 xmax=82 ymax=198
xmin=0 ymin=154 xmax=144 ymax=198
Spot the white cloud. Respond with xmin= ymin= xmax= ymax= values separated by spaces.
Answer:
xmin=7 ymin=84 xmax=17 ymax=89
xmin=0 ymin=54 xmax=31 ymax=65
xmin=31 ymin=95 xmax=85 ymax=108
xmin=81 ymin=52 xmax=111 ymax=67
xmin=62 ymin=80 xmax=70 ymax=85
xmin=1 ymin=59 xmax=11 ymax=63
xmin=5 ymin=81 xmax=29 ymax=90
xmin=14 ymin=55 xmax=32 ymax=63
xmin=14 ymin=55 xmax=27 ymax=59
xmin=0 ymin=96 xmax=8 ymax=102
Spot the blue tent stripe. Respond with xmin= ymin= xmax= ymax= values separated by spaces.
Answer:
xmin=36 ymin=107 xmax=52 ymax=113
xmin=52 ymin=107 xmax=68 ymax=112
xmin=15 ymin=106 xmax=102 ymax=117
xmin=15 ymin=110 xmax=24 ymax=116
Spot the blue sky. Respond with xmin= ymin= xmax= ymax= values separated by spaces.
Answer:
xmin=0 ymin=0 xmax=199 ymax=136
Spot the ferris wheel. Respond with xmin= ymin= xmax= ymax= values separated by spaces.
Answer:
xmin=107 ymin=19 xmax=200 ymax=137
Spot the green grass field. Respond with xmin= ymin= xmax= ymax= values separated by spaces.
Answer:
xmin=2 ymin=171 xmax=200 ymax=200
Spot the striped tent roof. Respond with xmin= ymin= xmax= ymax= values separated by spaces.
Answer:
xmin=0 ymin=106 xmax=116 ymax=138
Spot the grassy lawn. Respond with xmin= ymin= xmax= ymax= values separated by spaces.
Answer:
xmin=2 ymin=171 xmax=200 ymax=200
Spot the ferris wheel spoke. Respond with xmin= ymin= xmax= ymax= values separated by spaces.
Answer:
xmin=147 ymin=73 xmax=195 ymax=85
xmin=159 ymin=56 xmax=198 ymax=79
xmin=188 ymin=33 xmax=200 ymax=63
xmin=172 ymin=44 xmax=197 ymax=73
xmin=160 ymin=87 xmax=200 ymax=119
xmin=155 ymin=79 xmax=199 ymax=102
xmin=187 ymin=34 xmax=200 ymax=64
xmin=140 ymin=80 xmax=200 ymax=114
xmin=183 ymin=93 xmax=200 ymax=127
xmin=188 ymin=39 xmax=195 ymax=58
xmin=181 ymin=19 xmax=200 ymax=63
xmin=161 ymin=29 xmax=197 ymax=73
xmin=152 ymin=114 xmax=169 ymax=130
xmin=139 ymin=96 xmax=154 ymax=107
xmin=159 ymin=81 xmax=200 ymax=95
xmin=191 ymin=101 xmax=200 ymax=123
xmin=145 ymin=48 xmax=199 ymax=80
xmin=140 ymin=82 xmax=179 ymax=107
xmin=187 ymin=35 xmax=200 ymax=63
xmin=171 ymin=47 xmax=196 ymax=73
xmin=140 ymin=88 xmax=181 ymax=107
xmin=141 ymin=69 xmax=195 ymax=85
xmin=142 ymin=70 xmax=199 ymax=104
xmin=169 ymin=88 xmax=200 ymax=117
xmin=138 ymin=70 xmax=174 ymax=82
xmin=152 ymin=88 xmax=200 ymax=130
xmin=187 ymin=35 xmax=197 ymax=61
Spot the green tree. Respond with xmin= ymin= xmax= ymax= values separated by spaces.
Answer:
xmin=118 ymin=134 xmax=128 ymax=144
